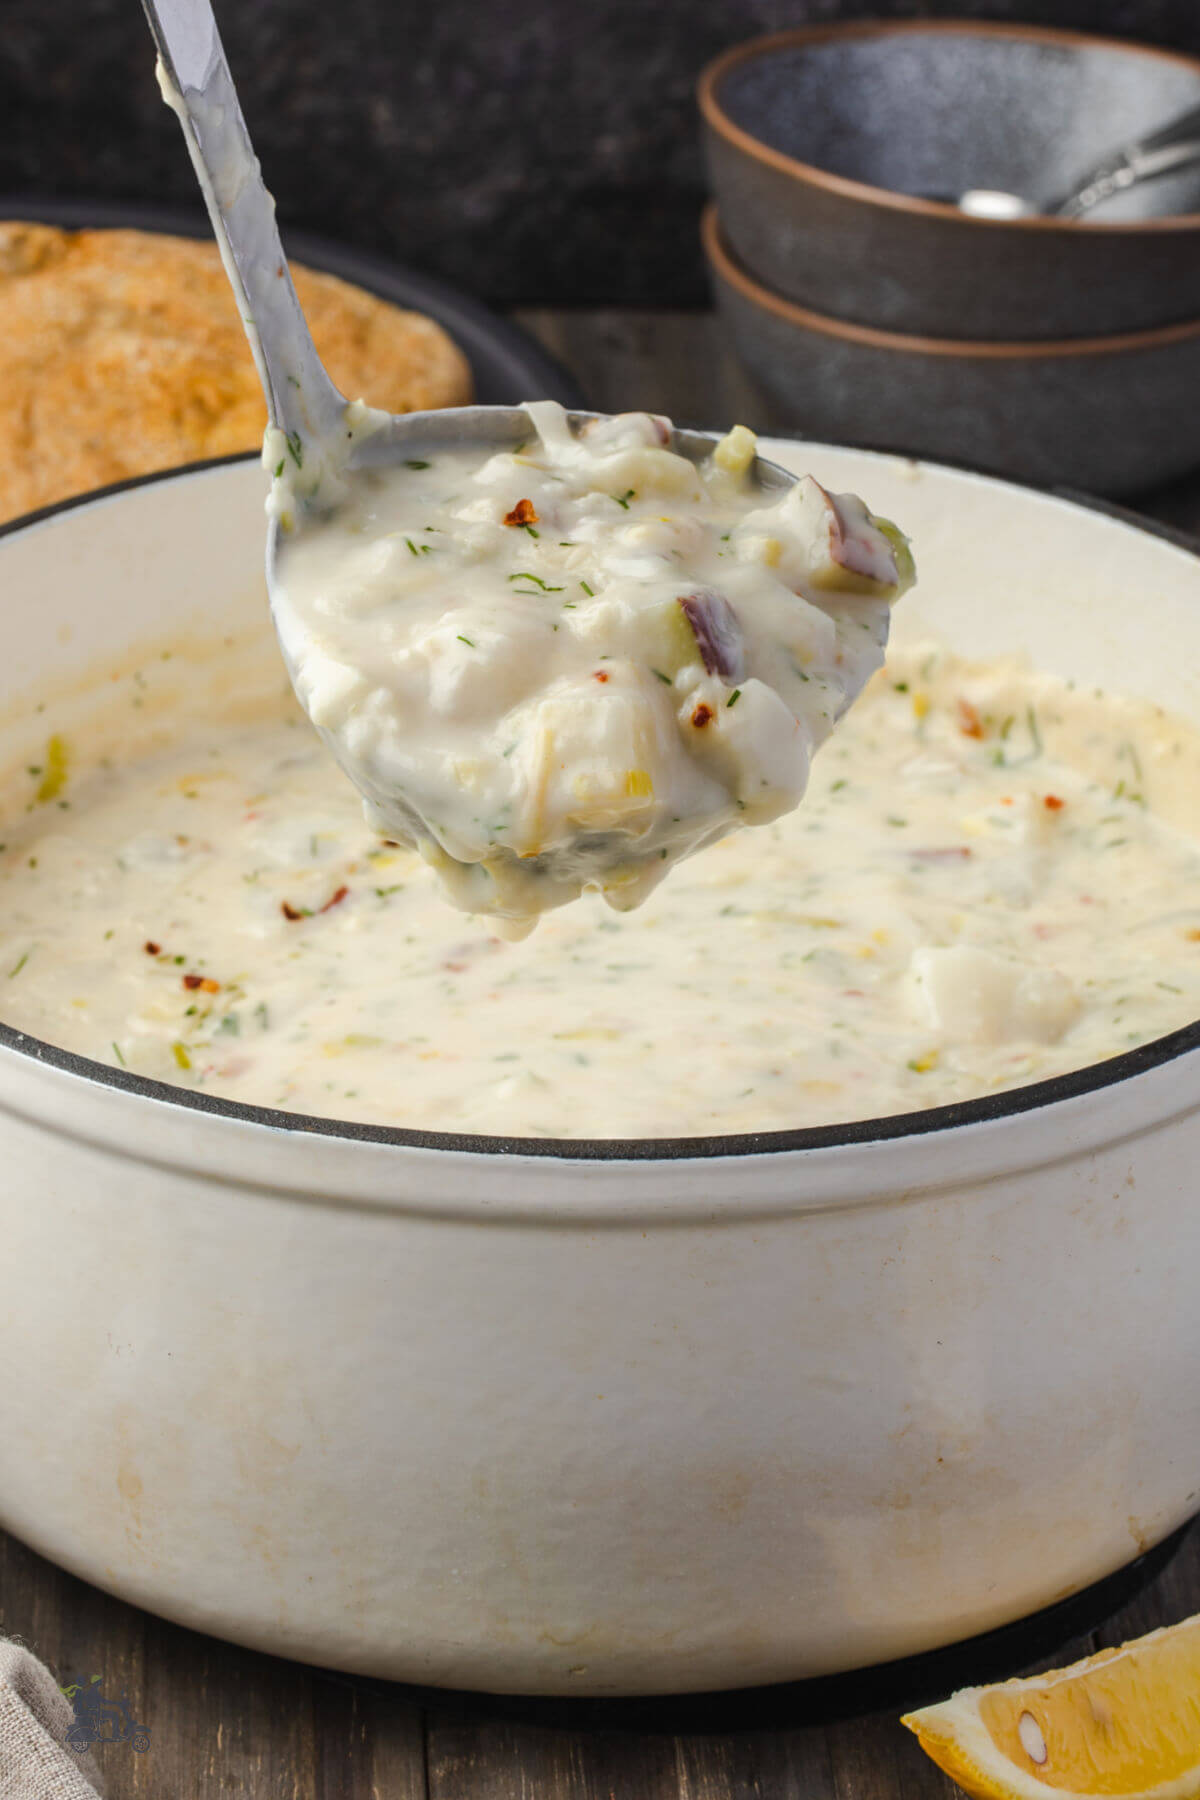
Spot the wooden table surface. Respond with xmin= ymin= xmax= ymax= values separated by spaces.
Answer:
xmin=3 ymin=309 xmax=1199 ymax=1799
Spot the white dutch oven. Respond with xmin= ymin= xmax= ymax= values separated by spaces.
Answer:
xmin=0 ymin=445 xmax=1197 ymax=1697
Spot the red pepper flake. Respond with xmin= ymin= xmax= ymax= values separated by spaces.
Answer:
xmin=282 ymin=887 xmax=348 ymax=922
xmin=691 ymin=703 xmax=713 ymax=729
xmin=503 ymin=499 xmax=538 ymax=527
xmin=911 ymin=846 xmax=972 ymax=862
xmin=593 ymin=670 xmax=609 ymax=683
xmin=182 ymin=973 xmax=220 ymax=993
xmin=957 ymin=698 xmax=984 ymax=739
xmin=143 ymin=940 xmax=161 ymax=956
xmin=1043 ymin=794 xmax=1065 ymax=811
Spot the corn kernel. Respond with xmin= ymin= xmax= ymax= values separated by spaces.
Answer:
xmin=713 ymin=424 xmax=757 ymax=475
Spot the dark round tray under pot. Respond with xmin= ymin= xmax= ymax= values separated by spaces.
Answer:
xmin=699 ymin=21 xmax=1200 ymax=340
xmin=703 ymin=203 xmax=1200 ymax=499
xmin=0 ymin=197 xmax=584 ymax=410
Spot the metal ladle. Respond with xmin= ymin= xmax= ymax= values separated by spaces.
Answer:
xmin=138 ymin=0 xmax=811 ymax=889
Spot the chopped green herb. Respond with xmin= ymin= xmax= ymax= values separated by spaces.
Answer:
xmin=274 ymin=460 xmax=285 ymax=478
xmin=610 ymin=489 xmax=636 ymax=509
xmin=580 ymin=580 xmax=594 ymax=596
xmin=171 ymin=1041 xmax=192 ymax=1070
xmin=652 ymin=668 xmax=673 ymax=685
xmin=285 ymin=430 xmax=303 ymax=469
xmin=111 ymin=1041 xmax=126 ymax=1066
xmin=1120 ymin=740 xmax=1144 ymax=781
xmin=7 ymin=951 xmax=28 ymax=978
xmin=457 ymin=634 xmax=476 ymax=648
xmin=405 ymin=459 xmax=431 ymax=471
xmin=726 ymin=688 xmax=742 ymax=708
xmin=506 ymin=573 xmax=561 ymax=592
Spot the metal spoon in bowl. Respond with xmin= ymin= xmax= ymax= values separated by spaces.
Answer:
xmin=139 ymin=0 xmax=905 ymax=926
xmin=953 ymin=100 xmax=1200 ymax=220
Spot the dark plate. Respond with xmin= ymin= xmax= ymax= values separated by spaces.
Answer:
xmin=0 ymin=197 xmax=585 ymax=409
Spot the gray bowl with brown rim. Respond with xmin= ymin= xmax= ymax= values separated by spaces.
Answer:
xmin=702 ymin=203 xmax=1200 ymax=497
xmin=699 ymin=21 xmax=1200 ymax=341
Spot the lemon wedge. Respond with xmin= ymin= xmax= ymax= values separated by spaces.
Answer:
xmin=902 ymin=1613 xmax=1200 ymax=1800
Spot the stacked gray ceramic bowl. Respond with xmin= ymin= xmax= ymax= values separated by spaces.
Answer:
xmin=699 ymin=21 xmax=1200 ymax=496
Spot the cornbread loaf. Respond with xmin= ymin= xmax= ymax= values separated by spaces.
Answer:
xmin=0 ymin=223 xmax=474 ymax=522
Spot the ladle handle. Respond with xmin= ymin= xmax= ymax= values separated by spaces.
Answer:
xmin=140 ymin=0 xmax=344 ymax=449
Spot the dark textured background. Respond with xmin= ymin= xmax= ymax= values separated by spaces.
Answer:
xmin=3 ymin=0 xmax=1200 ymax=305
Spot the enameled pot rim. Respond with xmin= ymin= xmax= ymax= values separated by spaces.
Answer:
xmin=2 ymin=451 xmax=1199 ymax=1165
xmin=698 ymin=19 xmax=1200 ymax=238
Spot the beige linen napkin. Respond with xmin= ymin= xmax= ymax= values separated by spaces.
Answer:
xmin=0 ymin=1641 xmax=105 ymax=1798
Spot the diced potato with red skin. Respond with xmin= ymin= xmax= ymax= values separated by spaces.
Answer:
xmin=679 ymin=591 xmax=744 ymax=681
xmin=635 ymin=590 xmax=745 ymax=686
xmin=744 ymin=475 xmax=913 ymax=597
